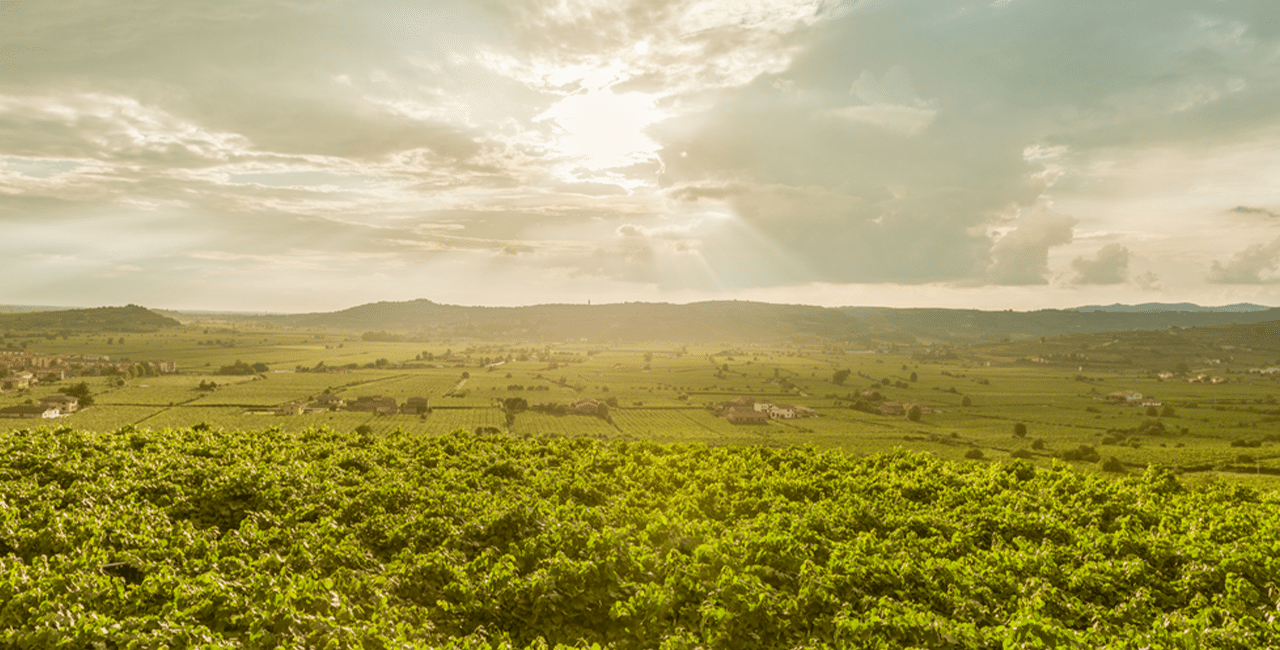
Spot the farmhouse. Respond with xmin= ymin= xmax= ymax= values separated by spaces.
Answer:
xmin=878 ymin=401 xmax=904 ymax=416
xmin=346 ymin=395 xmax=398 ymax=414
xmin=38 ymin=394 xmax=79 ymax=413
xmin=403 ymin=396 xmax=431 ymax=414
xmin=313 ymin=394 xmax=345 ymax=409
xmin=1104 ymin=391 xmax=1143 ymax=403
xmin=725 ymin=408 xmax=768 ymax=425
xmin=0 ymin=404 xmax=60 ymax=419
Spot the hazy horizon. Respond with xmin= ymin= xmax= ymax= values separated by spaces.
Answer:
xmin=4 ymin=1 xmax=1280 ymax=312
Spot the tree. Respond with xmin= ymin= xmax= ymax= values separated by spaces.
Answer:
xmin=1145 ymin=405 xmax=1159 ymax=417
xmin=355 ymin=424 xmax=373 ymax=435
xmin=962 ymin=395 xmax=972 ymax=407
xmin=906 ymin=404 xmax=922 ymax=421
xmin=1013 ymin=422 xmax=1027 ymax=437
xmin=60 ymin=382 xmax=94 ymax=406
xmin=909 ymin=372 xmax=918 ymax=382
xmin=832 ymin=369 xmax=851 ymax=386
xmin=1160 ymin=404 xmax=1176 ymax=417
xmin=461 ymin=371 xmax=470 ymax=379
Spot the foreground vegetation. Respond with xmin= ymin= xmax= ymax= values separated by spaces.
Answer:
xmin=2 ymin=426 xmax=1279 ymax=648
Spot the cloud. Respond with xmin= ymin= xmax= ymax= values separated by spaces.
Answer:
xmin=827 ymin=104 xmax=937 ymax=136
xmin=1069 ymin=243 xmax=1130 ymax=285
xmin=1133 ymin=271 xmax=1162 ymax=291
xmin=1230 ymin=206 xmax=1279 ymax=219
xmin=4 ymin=0 xmax=1280 ymax=309
xmin=1206 ymin=236 xmax=1280 ymax=284
xmin=987 ymin=208 xmax=1078 ymax=285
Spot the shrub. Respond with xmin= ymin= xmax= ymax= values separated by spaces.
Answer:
xmin=1101 ymin=456 xmax=1125 ymax=473
xmin=962 ymin=395 xmax=972 ymax=407
xmin=1061 ymin=445 xmax=1100 ymax=463
xmin=964 ymin=448 xmax=985 ymax=460
xmin=1013 ymin=422 xmax=1027 ymax=437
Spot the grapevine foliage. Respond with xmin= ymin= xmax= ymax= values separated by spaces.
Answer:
xmin=1 ymin=426 xmax=1278 ymax=648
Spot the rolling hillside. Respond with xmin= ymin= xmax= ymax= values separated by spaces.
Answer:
xmin=0 ymin=305 xmax=181 ymax=333
xmin=251 ymin=299 xmax=1280 ymax=345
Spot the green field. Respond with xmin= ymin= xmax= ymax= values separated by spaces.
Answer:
xmin=3 ymin=325 xmax=1279 ymax=485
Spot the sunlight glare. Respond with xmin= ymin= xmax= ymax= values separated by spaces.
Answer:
xmin=537 ymin=90 xmax=665 ymax=171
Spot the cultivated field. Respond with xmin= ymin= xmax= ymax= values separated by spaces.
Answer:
xmin=2 ymin=325 xmax=1279 ymax=485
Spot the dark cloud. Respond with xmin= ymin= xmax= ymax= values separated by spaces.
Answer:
xmin=1070 ymin=243 xmax=1130 ymax=285
xmin=1230 ymin=206 xmax=1279 ymax=219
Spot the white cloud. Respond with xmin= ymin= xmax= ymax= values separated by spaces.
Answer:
xmin=828 ymin=104 xmax=937 ymax=136
xmin=987 ymin=207 xmax=1078 ymax=285
xmin=1206 ymin=236 xmax=1280 ymax=284
xmin=1069 ymin=243 xmax=1130 ymax=285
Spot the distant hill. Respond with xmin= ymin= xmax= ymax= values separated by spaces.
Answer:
xmin=252 ymin=299 xmax=1280 ymax=345
xmin=0 ymin=305 xmax=181 ymax=333
xmin=967 ymin=319 xmax=1280 ymax=371
xmin=1070 ymin=302 xmax=1272 ymax=313
xmin=0 ymin=305 xmax=77 ymax=314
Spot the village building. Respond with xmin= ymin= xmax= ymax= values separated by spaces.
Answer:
xmin=1 ymin=371 xmax=35 ymax=390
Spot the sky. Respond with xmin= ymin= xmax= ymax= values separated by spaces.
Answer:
xmin=2 ymin=0 xmax=1280 ymax=313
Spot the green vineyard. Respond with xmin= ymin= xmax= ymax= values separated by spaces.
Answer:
xmin=1 ymin=425 xmax=1279 ymax=648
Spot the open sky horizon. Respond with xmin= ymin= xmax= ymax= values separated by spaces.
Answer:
xmin=3 ymin=1 xmax=1280 ymax=313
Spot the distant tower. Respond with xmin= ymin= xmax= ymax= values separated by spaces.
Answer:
xmin=588 ymin=299 xmax=591 ymax=305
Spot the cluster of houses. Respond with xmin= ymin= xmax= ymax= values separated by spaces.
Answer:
xmin=248 ymin=394 xmax=431 ymax=416
xmin=1155 ymin=371 xmax=1233 ymax=384
xmin=1099 ymin=391 xmax=1163 ymax=408
xmin=715 ymin=397 xmax=817 ymax=425
xmin=1 ymin=349 xmax=175 ymax=392
xmin=0 ymin=394 xmax=80 ymax=419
